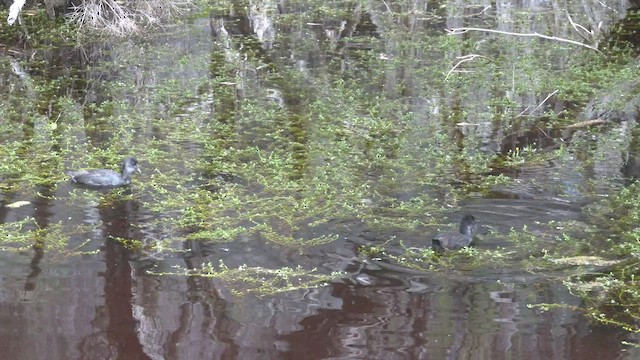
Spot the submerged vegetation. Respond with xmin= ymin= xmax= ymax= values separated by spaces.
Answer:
xmin=0 ymin=0 xmax=638 ymax=335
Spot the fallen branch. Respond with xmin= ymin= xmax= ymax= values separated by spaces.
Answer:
xmin=444 ymin=54 xmax=490 ymax=81
xmin=564 ymin=118 xmax=608 ymax=129
xmin=446 ymin=27 xmax=603 ymax=55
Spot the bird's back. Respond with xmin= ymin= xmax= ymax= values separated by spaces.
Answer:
xmin=69 ymin=169 xmax=127 ymax=187
xmin=432 ymin=231 xmax=473 ymax=250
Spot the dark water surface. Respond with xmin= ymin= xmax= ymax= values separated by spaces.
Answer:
xmin=1 ymin=1 xmax=640 ymax=359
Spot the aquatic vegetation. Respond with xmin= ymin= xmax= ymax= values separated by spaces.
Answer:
xmin=531 ymin=267 xmax=640 ymax=334
xmin=0 ymin=1 xmax=639 ymax=335
xmin=0 ymin=218 xmax=72 ymax=253
xmin=499 ymin=145 xmax=543 ymax=168
xmin=558 ymin=182 xmax=640 ymax=333
xmin=109 ymin=236 xmax=144 ymax=251
xmin=149 ymin=260 xmax=345 ymax=297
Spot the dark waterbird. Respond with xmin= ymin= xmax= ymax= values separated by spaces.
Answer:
xmin=432 ymin=214 xmax=476 ymax=250
xmin=68 ymin=157 xmax=141 ymax=187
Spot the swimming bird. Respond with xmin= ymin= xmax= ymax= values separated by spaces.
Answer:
xmin=68 ymin=157 xmax=141 ymax=187
xmin=432 ymin=214 xmax=476 ymax=250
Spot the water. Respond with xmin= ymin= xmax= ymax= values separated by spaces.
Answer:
xmin=0 ymin=1 xmax=639 ymax=359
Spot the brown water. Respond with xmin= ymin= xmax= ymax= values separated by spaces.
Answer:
xmin=1 ymin=1 xmax=640 ymax=359
xmin=0 ymin=197 xmax=634 ymax=360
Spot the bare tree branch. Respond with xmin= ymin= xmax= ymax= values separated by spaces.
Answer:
xmin=517 ymin=90 xmax=559 ymax=117
xmin=446 ymin=27 xmax=603 ymax=55
xmin=444 ymin=54 xmax=490 ymax=81
xmin=565 ymin=9 xmax=594 ymax=43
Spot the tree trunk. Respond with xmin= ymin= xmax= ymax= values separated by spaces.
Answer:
xmin=43 ymin=0 xmax=69 ymax=19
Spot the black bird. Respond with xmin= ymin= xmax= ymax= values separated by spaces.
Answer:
xmin=68 ymin=157 xmax=141 ymax=187
xmin=432 ymin=214 xmax=476 ymax=250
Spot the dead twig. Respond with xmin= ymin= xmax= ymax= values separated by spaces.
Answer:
xmin=517 ymin=90 xmax=559 ymax=117
xmin=380 ymin=0 xmax=392 ymax=13
xmin=466 ymin=5 xmax=491 ymax=17
xmin=444 ymin=54 xmax=490 ymax=81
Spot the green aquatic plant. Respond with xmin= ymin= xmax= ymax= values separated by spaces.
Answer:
xmin=0 ymin=218 xmax=70 ymax=252
xmin=360 ymin=238 xmax=515 ymax=272
xmin=531 ymin=267 xmax=640 ymax=334
xmin=257 ymin=224 xmax=340 ymax=248
xmin=109 ymin=236 xmax=144 ymax=251
xmin=149 ymin=260 xmax=345 ymax=297
xmin=526 ymin=181 xmax=640 ymax=333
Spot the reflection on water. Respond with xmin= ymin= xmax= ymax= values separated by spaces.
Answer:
xmin=0 ymin=204 xmax=637 ymax=359
xmin=0 ymin=1 xmax=639 ymax=359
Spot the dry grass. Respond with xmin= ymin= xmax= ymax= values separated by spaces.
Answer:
xmin=67 ymin=0 xmax=194 ymax=37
